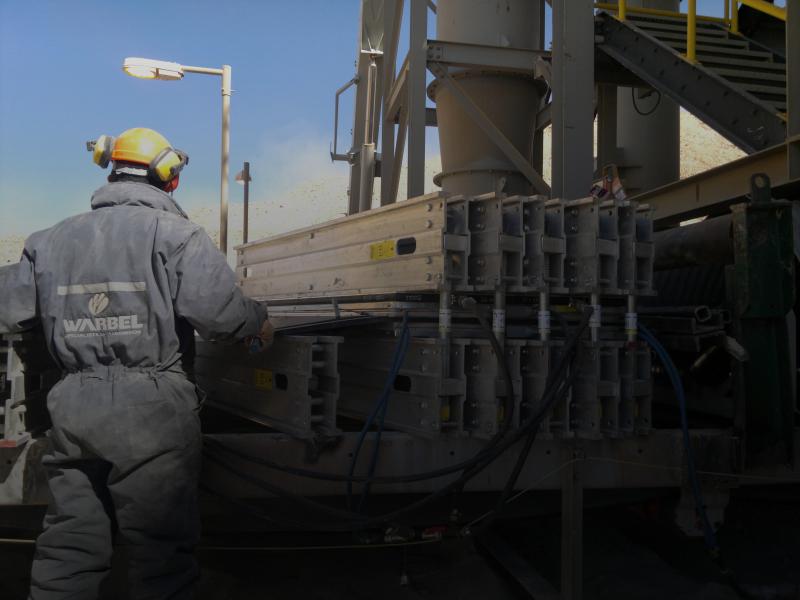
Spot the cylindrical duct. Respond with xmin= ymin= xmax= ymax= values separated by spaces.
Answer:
xmin=431 ymin=0 xmax=545 ymax=196
xmin=653 ymin=215 xmax=733 ymax=271
xmin=616 ymin=0 xmax=680 ymax=195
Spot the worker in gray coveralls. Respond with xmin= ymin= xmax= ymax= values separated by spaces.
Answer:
xmin=0 ymin=127 xmax=273 ymax=599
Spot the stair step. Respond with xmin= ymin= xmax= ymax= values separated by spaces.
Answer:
xmin=624 ymin=13 xmax=727 ymax=28
xmin=630 ymin=20 xmax=728 ymax=37
xmin=668 ymin=41 xmax=772 ymax=59
xmin=695 ymin=55 xmax=785 ymax=71
xmin=652 ymin=30 xmax=749 ymax=47
xmin=709 ymin=67 xmax=787 ymax=83
xmin=742 ymin=81 xmax=787 ymax=96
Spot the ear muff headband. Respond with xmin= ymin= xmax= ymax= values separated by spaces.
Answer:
xmin=91 ymin=135 xmax=115 ymax=169
xmin=149 ymin=147 xmax=189 ymax=182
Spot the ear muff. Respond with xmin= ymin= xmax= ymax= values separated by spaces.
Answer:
xmin=163 ymin=174 xmax=180 ymax=193
xmin=149 ymin=147 xmax=189 ymax=182
xmin=91 ymin=135 xmax=115 ymax=169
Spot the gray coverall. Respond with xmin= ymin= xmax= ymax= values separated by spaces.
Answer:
xmin=0 ymin=181 xmax=266 ymax=599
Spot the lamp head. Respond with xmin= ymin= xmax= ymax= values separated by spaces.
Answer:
xmin=123 ymin=57 xmax=184 ymax=81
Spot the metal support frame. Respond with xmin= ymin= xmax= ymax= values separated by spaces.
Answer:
xmin=789 ymin=0 xmax=800 ymax=179
xmin=380 ymin=0 xmax=404 ymax=206
xmin=0 ymin=340 xmax=30 ymax=448
xmin=407 ymin=0 xmax=428 ymax=200
xmin=346 ymin=0 xmax=388 ymax=215
xmin=350 ymin=0 xmax=552 ymax=210
xmin=428 ymin=64 xmax=551 ymax=196
xmin=552 ymin=0 xmax=595 ymax=200
xmin=597 ymin=12 xmax=786 ymax=154
xmin=730 ymin=174 xmax=795 ymax=465
xmin=195 ymin=336 xmax=343 ymax=440
xmin=202 ymin=428 xmax=741 ymax=498
xmin=560 ymin=444 xmax=584 ymax=600
xmin=596 ymin=83 xmax=619 ymax=178
xmin=0 ymin=333 xmax=58 ymax=451
xmin=426 ymin=40 xmax=549 ymax=72
xmin=633 ymin=140 xmax=797 ymax=227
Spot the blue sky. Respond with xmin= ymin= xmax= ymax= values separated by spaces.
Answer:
xmin=0 ymin=0 xmax=366 ymax=236
xmin=0 ymin=0 xmax=733 ymax=238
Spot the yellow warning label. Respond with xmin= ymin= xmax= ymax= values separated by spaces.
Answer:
xmin=370 ymin=239 xmax=396 ymax=261
xmin=254 ymin=369 xmax=274 ymax=390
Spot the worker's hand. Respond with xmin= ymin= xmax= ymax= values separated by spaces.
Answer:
xmin=258 ymin=320 xmax=275 ymax=350
xmin=245 ymin=321 xmax=275 ymax=353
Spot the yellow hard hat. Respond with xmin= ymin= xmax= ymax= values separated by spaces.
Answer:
xmin=112 ymin=127 xmax=171 ymax=165
xmin=89 ymin=127 xmax=188 ymax=183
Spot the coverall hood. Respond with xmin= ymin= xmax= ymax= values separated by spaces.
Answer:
xmin=91 ymin=181 xmax=189 ymax=219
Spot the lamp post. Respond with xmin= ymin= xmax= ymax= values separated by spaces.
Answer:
xmin=235 ymin=162 xmax=252 ymax=244
xmin=122 ymin=57 xmax=232 ymax=255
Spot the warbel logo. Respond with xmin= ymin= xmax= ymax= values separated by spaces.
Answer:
xmin=63 ymin=293 xmax=145 ymax=338
xmin=88 ymin=293 xmax=109 ymax=316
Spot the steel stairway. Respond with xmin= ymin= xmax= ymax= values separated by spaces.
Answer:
xmin=596 ymin=11 xmax=787 ymax=153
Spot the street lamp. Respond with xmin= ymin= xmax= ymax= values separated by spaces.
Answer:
xmin=123 ymin=56 xmax=233 ymax=255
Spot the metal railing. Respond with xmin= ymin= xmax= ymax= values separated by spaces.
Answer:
xmin=596 ymin=0 xmax=788 ymax=63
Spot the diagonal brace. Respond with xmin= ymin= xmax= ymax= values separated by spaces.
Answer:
xmin=429 ymin=62 xmax=551 ymax=196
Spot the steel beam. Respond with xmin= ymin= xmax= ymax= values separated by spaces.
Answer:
xmin=560 ymin=445 xmax=584 ymax=600
xmin=407 ymin=0 xmax=428 ymax=199
xmin=201 ymin=429 xmax=742 ymax=498
xmin=476 ymin=528 xmax=560 ymax=599
xmin=552 ymin=0 xmax=595 ymax=199
xmin=347 ymin=0 xmax=388 ymax=215
xmin=391 ymin=107 xmax=408 ymax=204
xmin=788 ymin=0 xmax=800 ymax=179
xmin=596 ymin=83 xmax=619 ymax=178
xmin=632 ymin=141 xmax=793 ymax=227
xmin=731 ymin=175 xmax=795 ymax=465
xmin=385 ymin=56 xmax=409 ymax=124
xmin=380 ymin=0 xmax=404 ymax=206
xmin=426 ymin=39 xmax=549 ymax=72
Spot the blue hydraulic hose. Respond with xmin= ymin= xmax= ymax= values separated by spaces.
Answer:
xmin=358 ymin=323 xmax=410 ymax=513
xmin=347 ymin=313 xmax=411 ymax=511
xmin=638 ymin=323 xmax=719 ymax=554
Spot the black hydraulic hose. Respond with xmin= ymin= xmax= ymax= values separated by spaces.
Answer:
xmin=204 ymin=451 xmax=361 ymax=523
xmin=203 ymin=308 xmax=592 ymax=486
xmin=631 ymin=87 xmax=662 ymax=116
xmin=487 ymin=371 xmax=581 ymax=521
xmin=462 ymin=297 xmax=516 ymax=435
xmin=199 ymin=482 xmax=359 ymax=533
xmin=202 ymin=311 xmax=591 ymax=529
xmin=494 ymin=335 xmax=585 ymax=515
xmin=204 ymin=353 xmax=581 ymax=532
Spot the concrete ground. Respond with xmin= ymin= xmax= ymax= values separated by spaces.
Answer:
xmin=1 ymin=485 xmax=798 ymax=599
